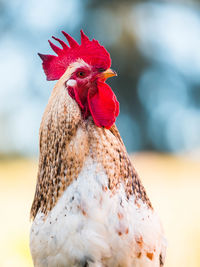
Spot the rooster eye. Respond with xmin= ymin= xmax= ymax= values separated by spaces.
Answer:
xmin=77 ymin=71 xmax=86 ymax=78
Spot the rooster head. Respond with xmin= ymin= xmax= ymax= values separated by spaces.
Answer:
xmin=38 ymin=30 xmax=119 ymax=129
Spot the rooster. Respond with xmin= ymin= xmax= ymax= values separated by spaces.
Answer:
xmin=30 ymin=30 xmax=166 ymax=267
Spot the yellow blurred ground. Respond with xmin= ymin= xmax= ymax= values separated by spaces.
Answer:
xmin=0 ymin=153 xmax=200 ymax=267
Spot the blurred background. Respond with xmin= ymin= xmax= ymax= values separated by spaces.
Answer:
xmin=0 ymin=0 xmax=200 ymax=266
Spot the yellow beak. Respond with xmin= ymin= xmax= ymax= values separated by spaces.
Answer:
xmin=99 ymin=68 xmax=117 ymax=80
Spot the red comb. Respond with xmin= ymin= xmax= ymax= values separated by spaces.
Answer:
xmin=38 ymin=30 xmax=111 ymax=81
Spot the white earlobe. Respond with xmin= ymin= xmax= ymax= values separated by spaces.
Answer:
xmin=66 ymin=79 xmax=77 ymax=87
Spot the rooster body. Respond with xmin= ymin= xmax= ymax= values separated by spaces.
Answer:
xmin=30 ymin=32 xmax=166 ymax=267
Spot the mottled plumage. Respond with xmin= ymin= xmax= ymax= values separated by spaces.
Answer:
xmin=30 ymin=32 xmax=166 ymax=267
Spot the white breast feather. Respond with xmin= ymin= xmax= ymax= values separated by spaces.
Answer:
xmin=30 ymin=158 xmax=166 ymax=267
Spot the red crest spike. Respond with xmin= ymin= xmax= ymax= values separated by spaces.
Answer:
xmin=80 ymin=30 xmax=90 ymax=43
xmin=48 ymin=40 xmax=63 ymax=55
xmin=52 ymin=36 xmax=69 ymax=50
xmin=62 ymin=31 xmax=79 ymax=48
xmin=38 ymin=30 xmax=111 ymax=81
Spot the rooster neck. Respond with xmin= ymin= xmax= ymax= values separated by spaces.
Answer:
xmin=31 ymin=85 xmax=152 ymax=220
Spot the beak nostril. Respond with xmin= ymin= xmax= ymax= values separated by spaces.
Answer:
xmin=98 ymin=68 xmax=106 ymax=73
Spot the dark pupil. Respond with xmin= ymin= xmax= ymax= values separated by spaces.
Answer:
xmin=79 ymin=72 xmax=84 ymax=76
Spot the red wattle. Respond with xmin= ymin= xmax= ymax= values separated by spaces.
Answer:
xmin=87 ymin=81 xmax=119 ymax=129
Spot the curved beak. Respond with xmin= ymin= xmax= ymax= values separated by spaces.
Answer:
xmin=99 ymin=68 xmax=117 ymax=80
